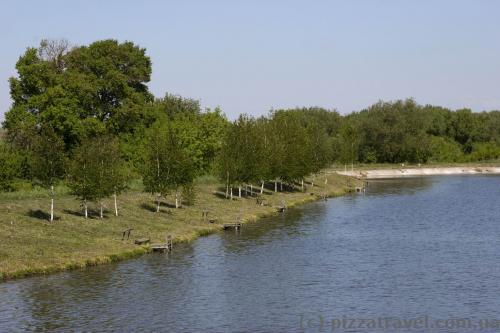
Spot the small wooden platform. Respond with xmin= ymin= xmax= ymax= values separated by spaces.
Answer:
xmin=151 ymin=235 xmax=173 ymax=252
xmin=151 ymin=243 xmax=172 ymax=252
xmin=223 ymin=223 xmax=242 ymax=230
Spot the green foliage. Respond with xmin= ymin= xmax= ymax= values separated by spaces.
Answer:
xmin=0 ymin=142 xmax=22 ymax=191
xmin=141 ymin=122 xmax=196 ymax=198
xmin=68 ymin=136 xmax=128 ymax=204
xmin=216 ymin=109 xmax=337 ymax=191
xmin=30 ymin=126 xmax=67 ymax=188
xmin=5 ymin=39 xmax=152 ymax=150
xmin=5 ymin=39 xmax=500 ymax=202
xmin=428 ymin=136 xmax=463 ymax=163
xmin=467 ymin=142 xmax=500 ymax=161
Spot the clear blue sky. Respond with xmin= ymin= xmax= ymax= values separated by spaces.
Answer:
xmin=1 ymin=0 xmax=500 ymax=120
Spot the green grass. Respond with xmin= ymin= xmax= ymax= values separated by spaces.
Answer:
xmin=0 ymin=173 xmax=359 ymax=281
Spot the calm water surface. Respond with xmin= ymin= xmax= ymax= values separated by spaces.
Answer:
xmin=1 ymin=176 xmax=500 ymax=332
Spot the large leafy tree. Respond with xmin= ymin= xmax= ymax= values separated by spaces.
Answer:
xmin=4 ymin=39 xmax=152 ymax=150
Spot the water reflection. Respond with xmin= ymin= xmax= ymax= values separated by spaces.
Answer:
xmin=365 ymin=176 xmax=434 ymax=196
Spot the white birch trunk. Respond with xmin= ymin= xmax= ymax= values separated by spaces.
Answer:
xmin=261 ymin=180 xmax=264 ymax=194
xmin=274 ymin=180 xmax=277 ymax=192
xmin=301 ymin=179 xmax=304 ymax=191
xmin=250 ymin=184 xmax=253 ymax=196
xmin=100 ymin=202 xmax=104 ymax=219
xmin=175 ymin=192 xmax=179 ymax=209
xmin=114 ymin=193 xmax=118 ymax=216
xmin=230 ymin=187 xmax=233 ymax=200
xmin=84 ymin=199 xmax=88 ymax=219
xmin=156 ymin=195 xmax=161 ymax=212
xmin=50 ymin=185 xmax=54 ymax=222
xmin=238 ymin=186 xmax=241 ymax=198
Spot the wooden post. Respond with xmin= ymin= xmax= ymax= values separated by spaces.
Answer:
xmin=166 ymin=234 xmax=172 ymax=251
xmin=122 ymin=228 xmax=133 ymax=240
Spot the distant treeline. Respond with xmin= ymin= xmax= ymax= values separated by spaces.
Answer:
xmin=1 ymin=39 xmax=500 ymax=212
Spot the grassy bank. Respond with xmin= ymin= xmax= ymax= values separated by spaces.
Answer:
xmin=0 ymin=173 xmax=359 ymax=281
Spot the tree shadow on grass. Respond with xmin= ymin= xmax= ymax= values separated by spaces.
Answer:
xmin=140 ymin=202 xmax=173 ymax=214
xmin=213 ymin=191 xmax=230 ymax=200
xmin=26 ymin=209 xmax=61 ymax=221
xmin=62 ymin=208 xmax=102 ymax=219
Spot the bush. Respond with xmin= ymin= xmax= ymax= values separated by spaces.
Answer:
xmin=0 ymin=142 xmax=22 ymax=191
xmin=467 ymin=142 xmax=500 ymax=161
xmin=428 ymin=136 xmax=463 ymax=163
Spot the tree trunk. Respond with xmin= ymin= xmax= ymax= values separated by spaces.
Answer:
xmin=325 ymin=177 xmax=328 ymax=185
xmin=225 ymin=183 xmax=229 ymax=199
xmin=261 ymin=180 xmax=264 ymax=194
xmin=84 ymin=199 xmax=88 ymax=219
xmin=230 ymin=187 xmax=233 ymax=200
xmin=280 ymin=181 xmax=283 ymax=191
xmin=100 ymin=202 xmax=104 ymax=219
xmin=114 ymin=193 xmax=118 ymax=216
xmin=156 ymin=195 xmax=161 ymax=212
xmin=274 ymin=180 xmax=277 ymax=192
xmin=250 ymin=184 xmax=253 ymax=196
xmin=301 ymin=179 xmax=304 ymax=191
xmin=50 ymin=185 xmax=54 ymax=222
xmin=238 ymin=186 xmax=241 ymax=198
xmin=175 ymin=191 xmax=179 ymax=209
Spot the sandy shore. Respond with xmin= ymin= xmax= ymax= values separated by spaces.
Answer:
xmin=337 ymin=166 xmax=500 ymax=179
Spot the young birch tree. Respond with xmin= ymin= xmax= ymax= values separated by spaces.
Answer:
xmin=31 ymin=127 xmax=67 ymax=222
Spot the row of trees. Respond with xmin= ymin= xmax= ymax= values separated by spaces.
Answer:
xmin=344 ymin=99 xmax=500 ymax=164
xmin=2 ymin=39 xmax=500 ymax=221
xmin=215 ymin=109 xmax=333 ymax=198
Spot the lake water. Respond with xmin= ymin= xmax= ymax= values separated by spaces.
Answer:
xmin=1 ymin=175 xmax=500 ymax=332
